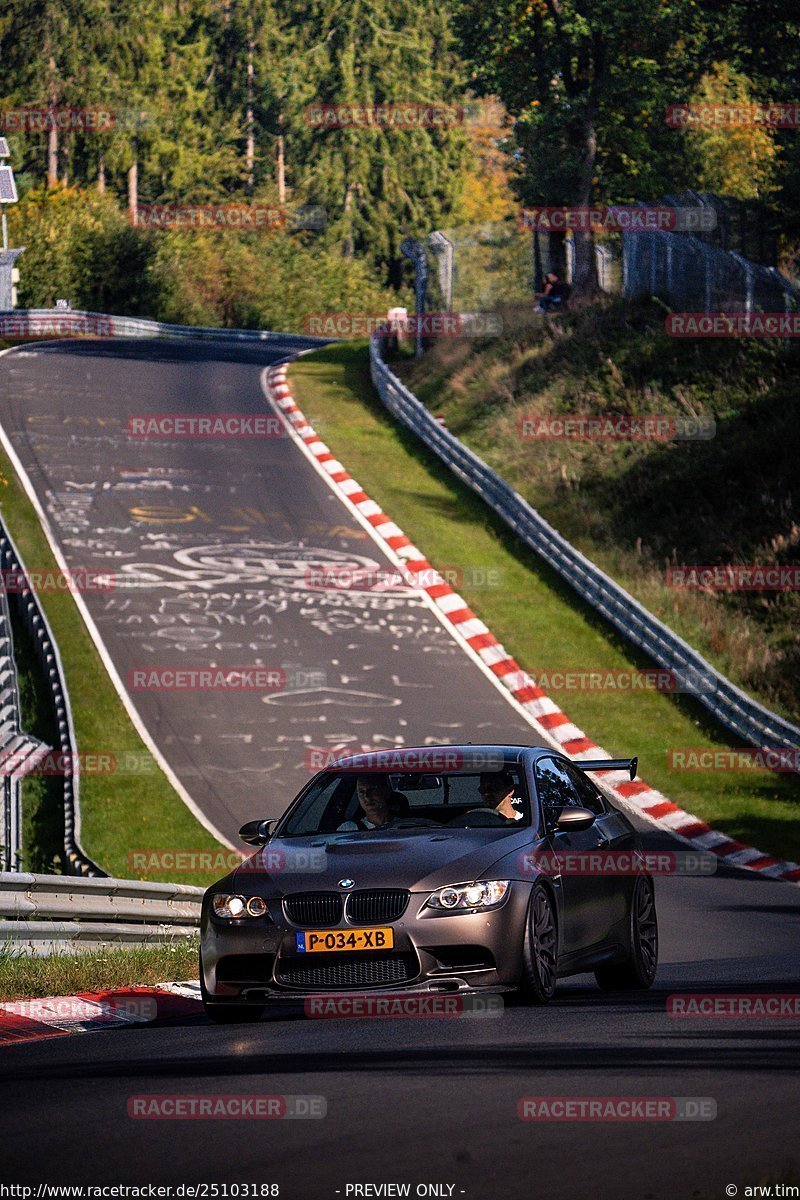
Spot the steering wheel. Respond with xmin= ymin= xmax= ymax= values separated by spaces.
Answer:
xmin=391 ymin=817 xmax=441 ymax=828
xmin=446 ymin=808 xmax=509 ymax=827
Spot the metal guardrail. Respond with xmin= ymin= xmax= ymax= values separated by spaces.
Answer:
xmin=0 ymin=307 xmax=332 ymax=878
xmin=369 ymin=335 xmax=800 ymax=757
xmin=0 ymin=872 xmax=203 ymax=954
xmin=0 ymin=521 xmax=104 ymax=877
xmin=0 ymin=533 xmax=48 ymax=872
xmin=0 ymin=308 xmax=331 ymax=347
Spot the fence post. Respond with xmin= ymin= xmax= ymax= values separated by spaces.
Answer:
xmin=745 ymin=259 xmax=754 ymax=314
xmin=400 ymin=237 xmax=428 ymax=358
xmin=622 ymin=232 xmax=632 ymax=298
xmin=566 ymin=236 xmax=576 ymax=284
xmin=704 ymin=246 xmax=713 ymax=313
xmin=428 ymin=231 xmax=454 ymax=310
xmin=729 ymin=252 xmax=755 ymax=313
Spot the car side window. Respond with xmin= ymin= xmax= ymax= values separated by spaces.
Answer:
xmin=561 ymin=762 xmax=607 ymax=816
xmin=535 ymin=757 xmax=582 ymax=830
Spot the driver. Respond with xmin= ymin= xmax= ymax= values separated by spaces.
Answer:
xmin=338 ymin=776 xmax=396 ymax=831
xmin=477 ymin=771 xmax=523 ymax=821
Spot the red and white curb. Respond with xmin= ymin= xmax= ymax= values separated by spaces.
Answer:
xmin=264 ymin=362 xmax=800 ymax=887
xmin=0 ymin=982 xmax=203 ymax=1045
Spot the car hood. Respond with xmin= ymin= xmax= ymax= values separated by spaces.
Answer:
xmin=231 ymin=828 xmax=534 ymax=894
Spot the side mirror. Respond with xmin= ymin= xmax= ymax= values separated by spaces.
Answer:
xmin=238 ymin=819 xmax=275 ymax=846
xmin=555 ymin=806 xmax=596 ymax=833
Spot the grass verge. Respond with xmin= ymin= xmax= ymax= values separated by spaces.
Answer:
xmin=404 ymin=299 xmax=800 ymax=724
xmin=0 ymin=938 xmax=198 ymax=1000
xmin=0 ymin=435 xmax=224 ymax=884
xmin=289 ymin=342 xmax=800 ymax=863
xmin=11 ymin=603 xmax=64 ymax=872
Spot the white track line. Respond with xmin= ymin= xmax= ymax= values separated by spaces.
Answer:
xmin=0 ymin=344 xmax=234 ymax=848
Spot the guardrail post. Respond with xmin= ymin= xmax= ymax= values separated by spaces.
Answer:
xmin=2 ymin=776 xmax=11 ymax=872
xmin=0 ymin=522 xmax=101 ymax=876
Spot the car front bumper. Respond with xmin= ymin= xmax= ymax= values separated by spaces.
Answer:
xmin=201 ymin=882 xmax=533 ymax=1004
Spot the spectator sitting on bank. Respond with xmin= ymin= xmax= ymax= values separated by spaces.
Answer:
xmin=533 ymin=271 xmax=570 ymax=314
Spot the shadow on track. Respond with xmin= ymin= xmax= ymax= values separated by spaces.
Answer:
xmin=5 ymin=337 xmax=311 ymax=368
xmin=2 ymin=982 xmax=799 ymax=1084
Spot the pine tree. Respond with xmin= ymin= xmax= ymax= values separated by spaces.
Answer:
xmin=0 ymin=0 xmax=106 ymax=187
xmin=275 ymin=0 xmax=470 ymax=283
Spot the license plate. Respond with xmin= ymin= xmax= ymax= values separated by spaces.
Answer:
xmin=296 ymin=927 xmax=394 ymax=953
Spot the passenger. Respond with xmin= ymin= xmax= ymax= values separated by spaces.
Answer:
xmin=338 ymin=776 xmax=396 ymax=830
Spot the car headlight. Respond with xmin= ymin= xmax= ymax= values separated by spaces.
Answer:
xmin=424 ymin=880 xmax=510 ymax=912
xmin=212 ymin=894 xmax=269 ymax=919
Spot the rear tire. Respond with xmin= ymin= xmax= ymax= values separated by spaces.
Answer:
xmin=520 ymin=885 xmax=559 ymax=1004
xmin=595 ymin=874 xmax=658 ymax=991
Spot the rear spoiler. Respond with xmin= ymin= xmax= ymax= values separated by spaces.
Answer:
xmin=576 ymin=757 xmax=638 ymax=781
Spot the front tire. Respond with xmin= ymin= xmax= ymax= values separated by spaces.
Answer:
xmin=595 ymin=874 xmax=658 ymax=991
xmin=520 ymin=884 xmax=559 ymax=1004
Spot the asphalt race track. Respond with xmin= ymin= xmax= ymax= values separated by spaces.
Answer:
xmin=1 ymin=339 xmax=798 ymax=1198
xmin=0 ymin=338 xmax=548 ymax=843
xmin=1 ymin=870 xmax=799 ymax=1197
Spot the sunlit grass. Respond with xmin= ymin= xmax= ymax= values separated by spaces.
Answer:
xmin=0 ymin=432 xmax=224 ymax=882
xmin=0 ymin=937 xmax=199 ymax=1000
xmin=290 ymin=342 xmax=800 ymax=863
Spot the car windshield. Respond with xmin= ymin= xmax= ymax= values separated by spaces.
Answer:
xmin=279 ymin=767 xmax=530 ymax=836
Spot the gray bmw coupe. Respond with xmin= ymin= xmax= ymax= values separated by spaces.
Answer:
xmin=200 ymin=745 xmax=658 ymax=1021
